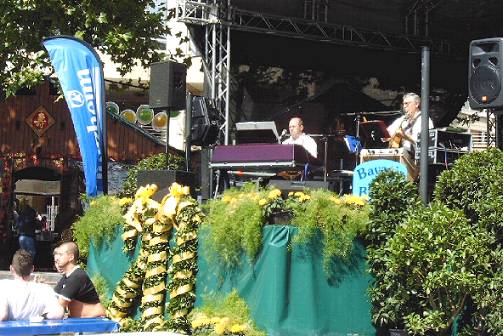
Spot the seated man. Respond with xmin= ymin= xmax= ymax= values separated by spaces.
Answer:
xmin=0 ymin=249 xmax=64 ymax=321
xmin=282 ymin=117 xmax=318 ymax=158
xmin=53 ymin=242 xmax=105 ymax=318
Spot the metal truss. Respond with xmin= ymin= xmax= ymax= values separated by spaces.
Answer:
xmin=175 ymin=0 xmax=460 ymax=143
xmin=176 ymin=0 xmax=231 ymax=144
xmin=405 ymin=0 xmax=445 ymax=37
xmin=232 ymin=8 xmax=455 ymax=55
xmin=486 ymin=109 xmax=496 ymax=147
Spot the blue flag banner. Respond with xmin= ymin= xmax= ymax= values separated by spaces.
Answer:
xmin=43 ymin=36 xmax=106 ymax=196
xmin=352 ymin=159 xmax=408 ymax=197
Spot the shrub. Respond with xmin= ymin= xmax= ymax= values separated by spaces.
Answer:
xmin=386 ymin=202 xmax=493 ymax=335
xmin=434 ymin=147 xmax=503 ymax=240
xmin=73 ymin=195 xmax=123 ymax=259
xmin=364 ymin=170 xmax=420 ymax=330
xmin=120 ymin=153 xmax=184 ymax=198
xmin=365 ymin=170 xmax=420 ymax=247
xmin=292 ymin=189 xmax=369 ymax=273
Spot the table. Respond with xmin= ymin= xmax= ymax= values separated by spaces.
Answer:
xmin=0 ymin=317 xmax=119 ymax=335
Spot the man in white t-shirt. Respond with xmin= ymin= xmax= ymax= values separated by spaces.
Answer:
xmin=0 ymin=249 xmax=64 ymax=321
xmin=387 ymin=92 xmax=434 ymax=155
xmin=282 ymin=117 xmax=318 ymax=158
xmin=386 ymin=92 xmax=434 ymax=179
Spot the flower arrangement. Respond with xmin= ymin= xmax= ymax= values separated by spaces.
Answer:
xmin=202 ymin=184 xmax=369 ymax=272
xmin=190 ymin=290 xmax=266 ymax=336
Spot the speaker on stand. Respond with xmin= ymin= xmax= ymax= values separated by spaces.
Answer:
xmin=149 ymin=61 xmax=187 ymax=164
xmin=469 ymin=38 xmax=503 ymax=149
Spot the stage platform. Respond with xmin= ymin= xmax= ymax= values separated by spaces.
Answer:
xmin=88 ymin=225 xmax=376 ymax=336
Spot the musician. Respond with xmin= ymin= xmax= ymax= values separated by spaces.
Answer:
xmin=387 ymin=92 xmax=433 ymax=157
xmin=282 ymin=117 xmax=318 ymax=158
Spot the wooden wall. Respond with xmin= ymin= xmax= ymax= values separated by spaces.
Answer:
xmin=0 ymin=82 xmax=174 ymax=163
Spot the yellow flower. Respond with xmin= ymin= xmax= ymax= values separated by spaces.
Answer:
xmin=258 ymin=198 xmax=268 ymax=206
xmin=222 ymin=195 xmax=232 ymax=203
xmin=135 ymin=184 xmax=158 ymax=199
xmin=210 ymin=317 xmax=221 ymax=324
xmin=229 ymin=323 xmax=247 ymax=333
xmin=288 ymin=191 xmax=294 ymax=197
xmin=342 ymin=195 xmax=366 ymax=206
xmin=214 ymin=322 xmax=226 ymax=335
xmin=169 ymin=182 xmax=190 ymax=198
xmin=330 ymin=196 xmax=343 ymax=205
xmin=299 ymin=194 xmax=311 ymax=202
xmin=119 ymin=197 xmax=133 ymax=206
xmin=294 ymin=191 xmax=304 ymax=198
xmin=214 ymin=317 xmax=231 ymax=334
xmin=268 ymin=188 xmax=282 ymax=199
xmin=191 ymin=317 xmax=211 ymax=329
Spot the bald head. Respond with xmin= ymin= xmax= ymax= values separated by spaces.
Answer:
xmin=60 ymin=242 xmax=79 ymax=262
xmin=288 ymin=117 xmax=304 ymax=140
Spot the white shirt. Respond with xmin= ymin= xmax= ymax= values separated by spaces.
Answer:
xmin=387 ymin=113 xmax=433 ymax=153
xmin=282 ymin=133 xmax=318 ymax=158
xmin=0 ymin=279 xmax=62 ymax=321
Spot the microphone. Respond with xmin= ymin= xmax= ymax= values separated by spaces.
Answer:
xmin=279 ymin=129 xmax=288 ymax=141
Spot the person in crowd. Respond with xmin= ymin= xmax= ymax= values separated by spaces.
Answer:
xmin=0 ymin=249 xmax=64 ymax=321
xmin=53 ymin=242 xmax=105 ymax=318
xmin=17 ymin=202 xmax=41 ymax=259
xmin=282 ymin=117 xmax=318 ymax=158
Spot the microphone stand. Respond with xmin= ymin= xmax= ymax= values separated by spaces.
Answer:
xmin=355 ymin=113 xmax=362 ymax=165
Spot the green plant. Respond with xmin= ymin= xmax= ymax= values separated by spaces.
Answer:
xmin=201 ymin=184 xmax=264 ymax=269
xmin=434 ymin=147 xmax=503 ymax=238
xmin=434 ymin=148 xmax=503 ymax=333
xmin=92 ymin=274 xmax=111 ymax=309
xmin=384 ymin=202 xmax=493 ymax=335
xmin=291 ymin=189 xmax=369 ymax=272
xmin=201 ymin=185 xmax=369 ymax=272
xmin=120 ymin=153 xmax=184 ymax=198
xmin=73 ymin=195 xmax=124 ymax=259
xmin=364 ymin=170 xmax=420 ymax=330
xmin=365 ymin=170 xmax=421 ymax=247
xmin=190 ymin=289 xmax=266 ymax=336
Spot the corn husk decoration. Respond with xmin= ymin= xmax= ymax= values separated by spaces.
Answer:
xmin=107 ymin=182 xmax=202 ymax=334
xmin=162 ymin=184 xmax=203 ymax=333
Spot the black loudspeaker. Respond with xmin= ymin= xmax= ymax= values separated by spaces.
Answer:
xmin=149 ymin=61 xmax=187 ymax=110
xmin=469 ymin=38 xmax=503 ymax=109
xmin=267 ymin=180 xmax=332 ymax=195
xmin=191 ymin=96 xmax=220 ymax=146
xmin=137 ymin=170 xmax=196 ymax=202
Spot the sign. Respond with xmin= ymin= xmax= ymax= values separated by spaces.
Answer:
xmin=43 ymin=36 xmax=106 ymax=196
xmin=25 ymin=106 xmax=55 ymax=137
xmin=352 ymin=159 xmax=408 ymax=197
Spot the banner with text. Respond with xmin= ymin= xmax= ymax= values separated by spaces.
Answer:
xmin=352 ymin=160 xmax=408 ymax=197
xmin=43 ymin=36 xmax=105 ymax=196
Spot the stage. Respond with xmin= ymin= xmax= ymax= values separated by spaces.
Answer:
xmin=88 ymin=225 xmax=375 ymax=336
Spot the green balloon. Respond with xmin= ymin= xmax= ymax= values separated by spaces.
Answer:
xmin=137 ymin=105 xmax=154 ymax=125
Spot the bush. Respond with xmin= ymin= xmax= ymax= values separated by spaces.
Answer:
xmin=365 ymin=170 xmax=420 ymax=247
xmin=201 ymin=184 xmax=265 ymax=269
xmin=120 ymin=153 xmax=184 ymax=198
xmin=292 ymin=189 xmax=369 ymax=273
xmin=434 ymin=147 xmax=503 ymax=240
xmin=73 ymin=195 xmax=124 ymax=259
xmin=386 ymin=202 xmax=493 ymax=335
xmin=364 ymin=170 xmax=420 ymax=330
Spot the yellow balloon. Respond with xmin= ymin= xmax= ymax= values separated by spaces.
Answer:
xmin=121 ymin=109 xmax=137 ymax=123
xmin=152 ymin=112 xmax=167 ymax=131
